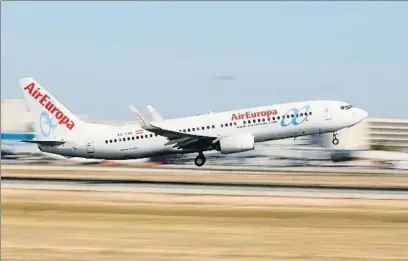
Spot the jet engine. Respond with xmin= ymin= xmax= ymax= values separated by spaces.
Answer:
xmin=218 ymin=133 xmax=255 ymax=154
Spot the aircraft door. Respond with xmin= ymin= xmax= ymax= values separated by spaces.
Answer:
xmin=324 ymin=106 xmax=332 ymax=120
xmin=86 ymin=141 xmax=95 ymax=154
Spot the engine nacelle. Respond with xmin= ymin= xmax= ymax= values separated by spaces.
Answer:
xmin=219 ymin=133 xmax=255 ymax=154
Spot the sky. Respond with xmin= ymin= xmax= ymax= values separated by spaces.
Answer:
xmin=2 ymin=1 xmax=408 ymax=120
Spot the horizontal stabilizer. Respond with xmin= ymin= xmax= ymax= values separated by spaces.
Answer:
xmin=20 ymin=140 xmax=65 ymax=146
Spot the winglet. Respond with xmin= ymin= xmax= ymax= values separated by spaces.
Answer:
xmin=146 ymin=104 xmax=164 ymax=121
xmin=129 ymin=105 xmax=149 ymax=126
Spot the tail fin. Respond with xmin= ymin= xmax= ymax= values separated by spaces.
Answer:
xmin=19 ymin=78 xmax=85 ymax=141
xmin=146 ymin=104 xmax=164 ymax=121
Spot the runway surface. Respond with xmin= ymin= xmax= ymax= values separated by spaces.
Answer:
xmin=3 ymin=163 xmax=408 ymax=174
xmin=3 ymin=179 xmax=408 ymax=200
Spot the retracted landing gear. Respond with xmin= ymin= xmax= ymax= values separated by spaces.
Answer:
xmin=194 ymin=152 xmax=206 ymax=167
xmin=332 ymin=132 xmax=339 ymax=145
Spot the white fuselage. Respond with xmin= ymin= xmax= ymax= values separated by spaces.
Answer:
xmin=40 ymin=100 xmax=368 ymax=160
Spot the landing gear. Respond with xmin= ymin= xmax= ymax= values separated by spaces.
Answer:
xmin=194 ymin=152 xmax=206 ymax=167
xmin=332 ymin=132 xmax=339 ymax=145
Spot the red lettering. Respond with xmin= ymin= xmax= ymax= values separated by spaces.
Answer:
xmin=231 ymin=109 xmax=279 ymax=121
xmin=24 ymin=83 xmax=35 ymax=94
xmin=59 ymin=116 xmax=69 ymax=124
xmin=45 ymin=101 xmax=54 ymax=111
xmin=39 ymin=94 xmax=49 ymax=106
xmin=35 ymin=91 xmax=42 ymax=99
xmin=55 ymin=111 xmax=63 ymax=119
xmin=23 ymin=83 xmax=76 ymax=131
xmin=66 ymin=121 xmax=75 ymax=130
xmin=33 ymin=88 xmax=40 ymax=97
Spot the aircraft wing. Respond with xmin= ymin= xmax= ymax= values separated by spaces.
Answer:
xmin=129 ymin=105 xmax=218 ymax=151
xmin=145 ymin=122 xmax=218 ymax=150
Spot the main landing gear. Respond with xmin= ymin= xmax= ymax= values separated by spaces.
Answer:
xmin=332 ymin=132 xmax=340 ymax=145
xmin=194 ymin=152 xmax=206 ymax=167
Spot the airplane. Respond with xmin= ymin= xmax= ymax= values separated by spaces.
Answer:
xmin=18 ymin=77 xmax=368 ymax=167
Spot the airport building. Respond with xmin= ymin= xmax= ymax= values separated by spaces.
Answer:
xmin=2 ymin=99 xmax=408 ymax=152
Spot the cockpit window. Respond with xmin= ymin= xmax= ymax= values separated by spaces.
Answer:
xmin=340 ymin=104 xmax=353 ymax=110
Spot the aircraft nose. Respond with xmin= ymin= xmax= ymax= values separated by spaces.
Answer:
xmin=354 ymin=108 xmax=368 ymax=122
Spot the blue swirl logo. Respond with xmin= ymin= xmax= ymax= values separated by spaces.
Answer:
xmin=39 ymin=111 xmax=58 ymax=137
xmin=280 ymin=105 xmax=311 ymax=127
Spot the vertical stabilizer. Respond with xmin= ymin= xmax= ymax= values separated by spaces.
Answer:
xmin=19 ymin=78 xmax=86 ymax=141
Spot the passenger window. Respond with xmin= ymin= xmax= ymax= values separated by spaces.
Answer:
xmin=105 ymin=140 xmax=108 ymax=144
xmin=137 ymin=136 xmax=140 ymax=139
xmin=272 ymin=117 xmax=275 ymax=121
xmin=150 ymin=134 xmax=153 ymax=137
xmin=221 ymin=124 xmax=224 ymax=127
xmin=229 ymin=123 xmax=232 ymax=126
xmin=207 ymin=126 xmax=210 ymax=129
xmin=110 ymin=140 xmax=112 ymax=143
xmin=277 ymin=116 xmax=280 ymax=120
xmin=234 ymin=122 xmax=237 ymax=126
xmin=132 ymin=137 xmax=135 ymax=140
xmin=300 ymin=113 xmax=303 ymax=116
xmin=257 ymin=119 xmax=261 ymax=122
xmin=291 ymin=114 xmax=294 ymax=118
xmin=262 ymin=118 xmax=265 ymax=122
xmin=192 ymin=128 xmax=195 ymax=131
xmin=243 ymin=121 xmax=246 ymax=124
xmin=287 ymin=115 xmax=290 ymax=119
xmin=127 ymin=137 xmax=130 ymax=141
xmin=141 ymin=136 xmax=144 ymax=139
xmin=212 ymin=125 xmax=215 ymax=128
xmin=188 ymin=128 xmax=191 ymax=132
xmin=309 ymin=112 xmax=312 ymax=115
xmin=114 ymin=139 xmax=117 ymax=142
xmin=248 ymin=120 xmax=251 ymax=123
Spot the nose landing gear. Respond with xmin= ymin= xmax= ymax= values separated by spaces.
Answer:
xmin=332 ymin=132 xmax=339 ymax=145
xmin=194 ymin=152 xmax=206 ymax=167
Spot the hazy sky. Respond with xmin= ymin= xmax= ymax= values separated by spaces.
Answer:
xmin=2 ymin=1 xmax=408 ymax=120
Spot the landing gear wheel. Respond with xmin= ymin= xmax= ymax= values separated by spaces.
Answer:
xmin=332 ymin=132 xmax=340 ymax=145
xmin=194 ymin=153 xmax=206 ymax=167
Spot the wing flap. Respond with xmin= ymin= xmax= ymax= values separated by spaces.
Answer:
xmin=172 ymin=138 xmax=199 ymax=148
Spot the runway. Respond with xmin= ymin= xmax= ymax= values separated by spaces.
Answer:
xmin=3 ymin=178 xmax=408 ymax=200
xmin=3 ymin=163 xmax=408 ymax=175
xmin=3 ymin=166 xmax=408 ymax=261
